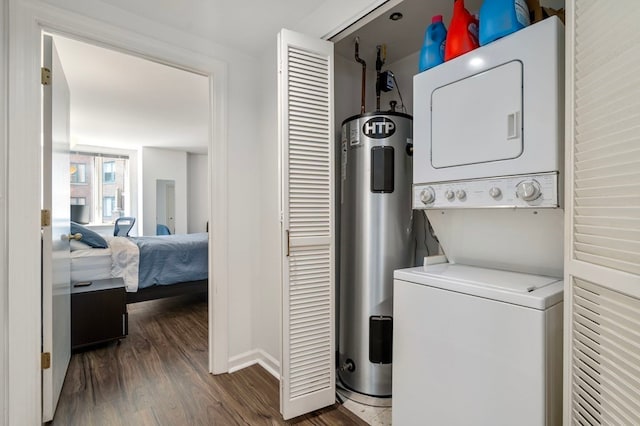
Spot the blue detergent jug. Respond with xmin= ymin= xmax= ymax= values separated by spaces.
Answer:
xmin=479 ymin=0 xmax=530 ymax=46
xmin=418 ymin=15 xmax=447 ymax=72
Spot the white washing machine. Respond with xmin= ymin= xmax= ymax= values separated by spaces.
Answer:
xmin=395 ymin=16 xmax=565 ymax=425
xmin=392 ymin=263 xmax=563 ymax=426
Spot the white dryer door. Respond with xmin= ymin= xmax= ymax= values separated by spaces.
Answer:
xmin=431 ymin=60 xmax=523 ymax=168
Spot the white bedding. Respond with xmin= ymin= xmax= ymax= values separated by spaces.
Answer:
xmin=71 ymin=237 xmax=141 ymax=292
xmin=109 ymin=236 xmax=140 ymax=292
xmin=70 ymin=248 xmax=112 ymax=283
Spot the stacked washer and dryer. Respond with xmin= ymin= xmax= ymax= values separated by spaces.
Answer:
xmin=393 ymin=17 xmax=565 ymax=426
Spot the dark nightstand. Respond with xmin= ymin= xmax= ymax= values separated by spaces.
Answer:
xmin=71 ymin=277 xmax=128 ymax=351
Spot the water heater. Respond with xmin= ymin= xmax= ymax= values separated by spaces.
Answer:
xmin=338 ymin=111 xmax=414 ymax=397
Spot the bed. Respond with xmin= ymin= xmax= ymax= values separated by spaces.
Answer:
xmin=71 ymin=232 xmax=208 ymax=303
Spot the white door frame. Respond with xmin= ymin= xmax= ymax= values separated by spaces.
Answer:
xmin=0 ymin=0 xmax=8 ymax=424
xmin=6 ymin=2 xmax=229 ymax=423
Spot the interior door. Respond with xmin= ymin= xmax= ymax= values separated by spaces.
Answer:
xmin=42 ymin=34 xmax=72 ymax=422
xmin=166 ymin=182 xmax=175 ymax=233
xmin=278 ymin=28 xmax=335 ymax=420
xmin=564 ymin=3 xmax=640 ymax=424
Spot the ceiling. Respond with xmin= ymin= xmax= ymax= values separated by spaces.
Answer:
xmin=50 ymin=0 xmax=330 ymax=155
xmin=53 ymin=35 xmax=210 ymax=154
xmin=52 ymin=0 xmax=563 ymax=154
xmin=94 ymin=0 xmax=323 ymax=55
xmin=52 ymin=0 xmax=482 ymax=156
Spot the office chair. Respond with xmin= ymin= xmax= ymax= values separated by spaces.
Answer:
xmin=114 ymin=216 xmax=136 ymax=237
xmin=156 ymin=224 xmax=171 ymax=235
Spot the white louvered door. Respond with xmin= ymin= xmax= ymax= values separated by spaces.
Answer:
xmin=278 ymin=29 xmax=335 ymax=420
xmin=565 ymin=2 xmax=640 ymax=424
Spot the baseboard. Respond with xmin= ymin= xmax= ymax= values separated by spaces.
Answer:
xmin=256 ymin=349 xmax=280 ymax=379
xmin=228 ymin=349 xmax=280 ymax=379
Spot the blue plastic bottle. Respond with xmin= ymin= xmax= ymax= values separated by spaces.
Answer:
xmin=479 ymin=0 xmax=530 ymax=46
xmin=418 ymin=15 xmax=447 ymax=72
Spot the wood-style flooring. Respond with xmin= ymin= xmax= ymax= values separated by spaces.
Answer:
xmin=53 ymin=293 xmax=365 ymax=425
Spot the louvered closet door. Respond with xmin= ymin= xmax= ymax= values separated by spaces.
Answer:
xmin=565 ymin=2 xmax=640 ymax=424
xmin=278 ymin=29 xmax=335 ymax=420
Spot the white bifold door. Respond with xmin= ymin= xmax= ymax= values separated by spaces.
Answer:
xmin=564 ymin=2 xmax=640 ymax=424
xmin=42 ymin=34 xmax=72 ymax=422
xmin=277 ymin=29 xmax=335 ymax=420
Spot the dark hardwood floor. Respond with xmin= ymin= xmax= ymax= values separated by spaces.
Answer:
xmin=53 ymin=293 xmax=365 ymax=425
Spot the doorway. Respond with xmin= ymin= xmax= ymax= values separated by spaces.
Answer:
xmin=4 ymin=7 xmax=230 ymax=422
xmin=157 ymin=179 xmax=176 ymax=234
xmin=45 ymin=32 xmax=215 ymax=418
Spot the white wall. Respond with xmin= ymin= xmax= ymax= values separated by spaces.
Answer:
xmin=41 ymin=0 xmax=396 ymax=377
xmin=141 ymin=147 xmax=187 ymax=236
xmin=18 ymin=0 xmax=262 ymax=365
xmin=253 ymin=43 xmax=281 ymax=366
xmin=335 ymin=55 xmax=363 ymax=129
xmin=46 ymin=0 xmax=390 ymax=375
xmin=0 ymin=0 xmax=7 ymax=422
xmin=1 ymin=3 xmax=396 ymax=420
xmin=37 ymin=0 xmax=264 ymax=366
xmin=187 ymin=153 xmax=208 ymax=233
xmin=379 ymin=51 xmax=418 ymax=115
xmin=36 ymin=0 xmax=260 ymax=367
xmin=334 ymin=50 xmax=418 ymax=117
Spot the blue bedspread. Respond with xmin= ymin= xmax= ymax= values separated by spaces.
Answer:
xmin=130 ymin=233 xmax=208 ymax=289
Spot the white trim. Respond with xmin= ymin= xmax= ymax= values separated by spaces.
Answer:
xmin=257 ymin=350 xmax=280 ymax=379
xmin=0 ymin=0 xmax=8 ymax=423
xmin=7 ymin=2 xmax=229 ymax=422
xmin=228 ymin=349 xmax=280 ymax=379
xmin=567 ymin=262 xmax=640 ymax=300
xmin=7 ymin=3 xmax=42 ymax=423
xmin=562 ymin=2 xmax=575 ymax=424
xmin=325 ymin=0 xmax=400 ymax=42
xmin=228 ymin=350 xmax=259 ymax=373
xmin=208 ymin=65 xmax=229 ymax=374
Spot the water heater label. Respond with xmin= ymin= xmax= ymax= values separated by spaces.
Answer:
xmin=349 ymin=127 xmax=360 ymax=146
xmin=363 ymin=117 xmax=396 ymax=139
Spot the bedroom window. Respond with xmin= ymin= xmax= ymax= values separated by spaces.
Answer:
xmin=102 ymin=196 xmax=116 ymax=219
xmin=70 ymin=163 xmax=87 ymax=183
xmin=70 ymin=152 xmax=130 ymax=225
xmin=70 ymin=197 xmax=86 ymax=205
xmin=103 ymin=161 xmax=116 ymax=183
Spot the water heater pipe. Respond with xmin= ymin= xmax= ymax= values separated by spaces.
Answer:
xmin=375 ymin=44 xmax=386 ymax=112
xmin=354 ymin=37 xmax=366 ymax=114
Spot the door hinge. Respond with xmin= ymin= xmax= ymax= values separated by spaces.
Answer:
xmin=41 ymin=209 xmax=51 ymax=227
xmin=41 ymin=352 xmax=51 ymax=369
xmin=41 ymin=67 xmax=51 ymax=86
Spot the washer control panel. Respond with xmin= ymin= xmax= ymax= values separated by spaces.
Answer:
xmin=413 ymin=173 xmax=559 ymax=209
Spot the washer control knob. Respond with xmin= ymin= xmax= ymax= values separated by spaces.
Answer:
xmin=420 ymin=187 xmax=436 ymax=205
xmin=455 ymin=190 xmax=466 ymax=200
xmin=489 ymin=187 xmax=502 ymax=198
xmin=516 ymin=181 xmax=542 ymax=201
xmin=445 ymin=190 xmax=455 ymax=201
